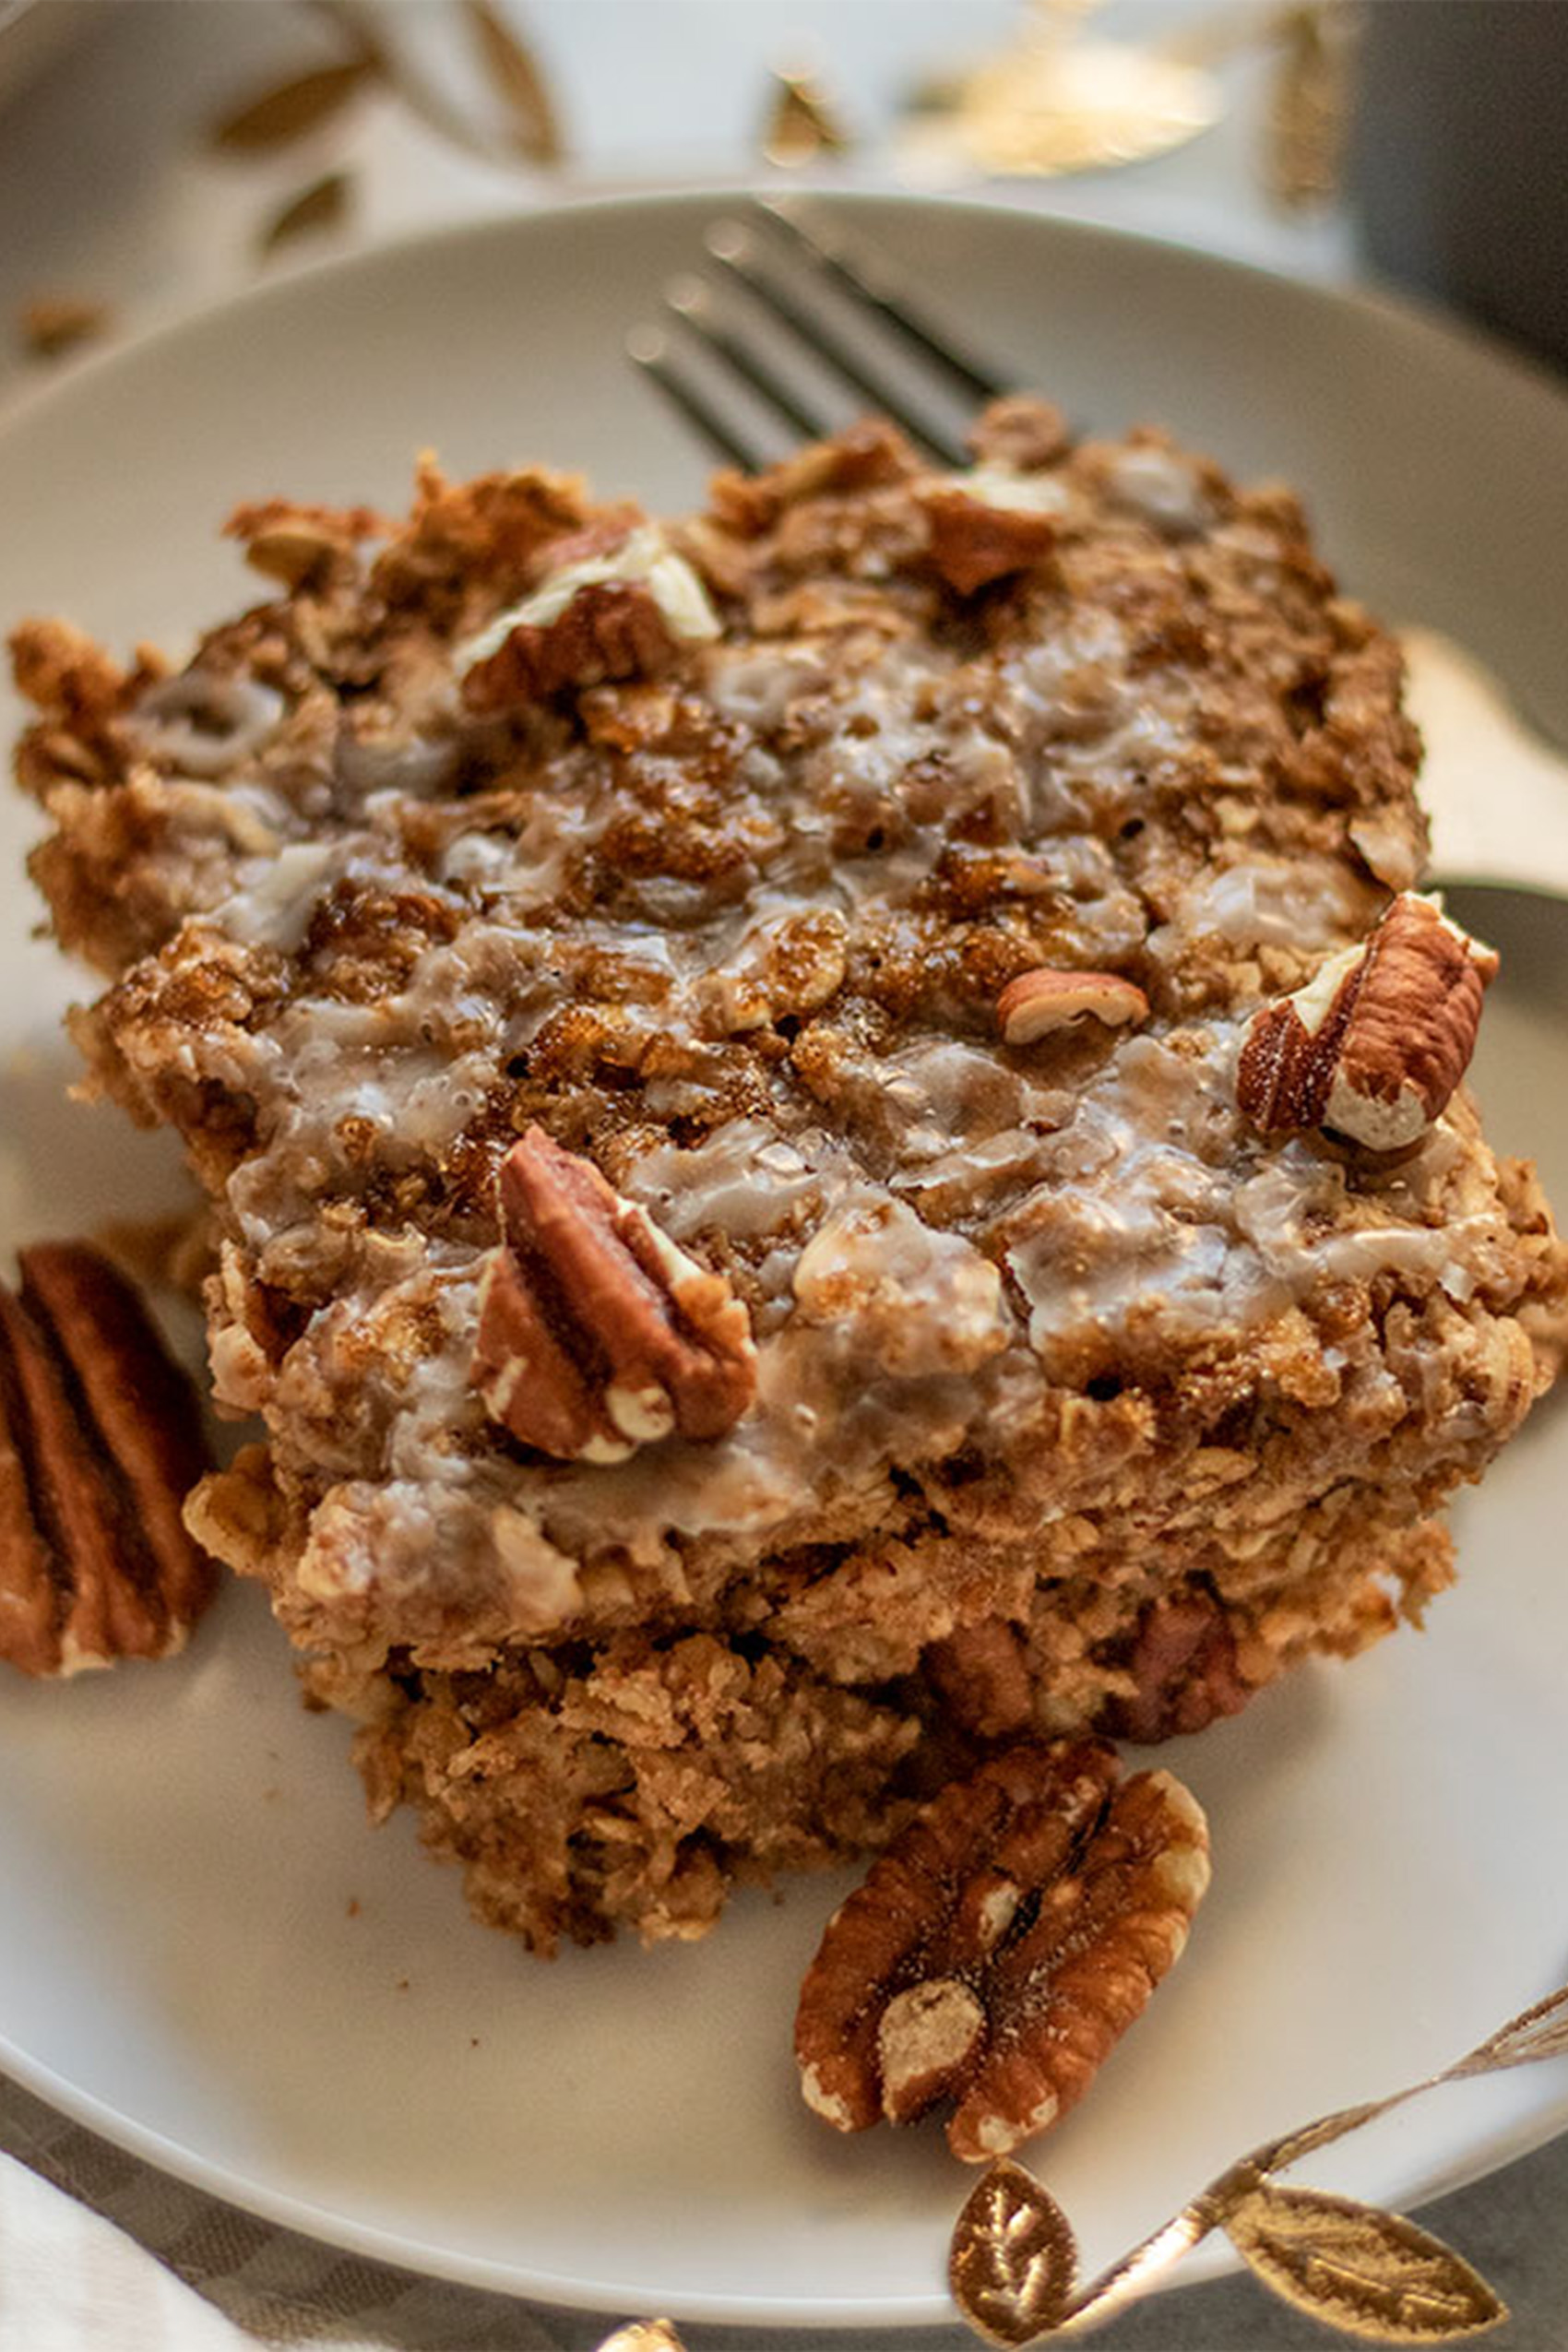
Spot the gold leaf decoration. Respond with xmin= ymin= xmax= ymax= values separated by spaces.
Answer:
xmin=591 ymin=2323 xmax=688 ymax=2352
xmin=1261 ymin=2096 xmax=1399 ymax=2180
xmin=209 ymin=61 xmax=372 ymax=152
xmin=948 ymin=2159 xmax=1076 ymax=2348
xmin=1047 ymin=2198 xmax=1221 ymax=2336
xmin=1450 ymin=1980 xmax=1568 ymax=2078
xmin=463 ymin=0 xmax=563 ymax=164
xmin=945 ymin=1974 xmax=1568 ymax=2346
xmin=257 ymin=172 xmax=352 ymax=259
xmin=1225 ymin=2183 xmax=1506 ymax=2343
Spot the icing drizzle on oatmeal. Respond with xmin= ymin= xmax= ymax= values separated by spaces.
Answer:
xmin=78 ymin=415 xmax=1505 ymax=1633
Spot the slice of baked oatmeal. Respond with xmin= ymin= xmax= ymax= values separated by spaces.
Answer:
xmin=12 ymin=399 xmax=1566 ymax=1952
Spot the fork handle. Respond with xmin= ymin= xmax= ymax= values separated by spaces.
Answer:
xmin=1403 ymin=627 xmax=1568 ymax=897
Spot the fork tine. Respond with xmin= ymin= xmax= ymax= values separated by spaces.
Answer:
xmin=625 ymin=326 xmax=771 ymax=471
xmin=665 ymin=279 xmax=836 ymax=447
xmin=704 ymin=220 xmax=971 ymax=469
xmin=757 ymin=200 xmax=1008 ymax=408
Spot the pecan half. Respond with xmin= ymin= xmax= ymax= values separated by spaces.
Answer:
xmin=472 ymin=1126 xmax=757 ymax=1463
xmin=1236 ymin=891 xmax=1497 ymax=1152
xmin=794 ymin=1739 xmax=1210 ymax=2162
xmin=0 ymin=1242 xmax=217 ymax=1677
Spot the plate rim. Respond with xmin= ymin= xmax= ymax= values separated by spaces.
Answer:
xmin=5 ymin=176 xmax=1568 ymax=454
xmin=4 ymin=1997 xmax=1565 ymax=2329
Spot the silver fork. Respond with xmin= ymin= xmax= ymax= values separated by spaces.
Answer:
xmin=628 ymin=201 xmax=1568 ymax=904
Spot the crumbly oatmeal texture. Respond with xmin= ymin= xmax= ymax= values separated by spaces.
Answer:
xmin=11 ymin=399 xmax=1568 ymax=1953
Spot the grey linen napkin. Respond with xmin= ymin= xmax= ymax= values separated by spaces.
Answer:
xmin=5 ymin=2063 xmax=1568 ymax=2351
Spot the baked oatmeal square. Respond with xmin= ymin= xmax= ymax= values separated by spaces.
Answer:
xmin=11 ymin=400 xmax=1565 ymax=1951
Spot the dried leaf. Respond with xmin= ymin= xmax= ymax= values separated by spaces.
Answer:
xmin=1226 ymin=2183 xmax=1506 ymax=2343
xmin=1450 ymin=1981 xmax=1568 ymax=2078
xmin=761 ymin=69 xmax=852 ymax=168
xmin=257 ymin=172 xmax=351 ymax=259
xmin=949 ymin=2160 xmax=1076 ymax=2348
xmin=210 ymin=60 xmax=371 ymax=152
xmin=1265 ymin=5 xmax=1354 ymax=210
xmin=18 ymin=294 xmax=110 ymax=360
xmin=463 ymin=1 xmax=563 ymax=164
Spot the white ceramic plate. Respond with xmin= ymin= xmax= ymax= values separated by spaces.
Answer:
xmin=1 ymin=195 xmax=1567 ymax=2331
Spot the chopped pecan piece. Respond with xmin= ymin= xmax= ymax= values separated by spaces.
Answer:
xmin=472 ymin=1126 xmax=757 ymax=1463
xmin=925 ymin=1619 xmax=1036 ymax=1740
xmin=1098 ymin=1592 xmax=1255 ymax=1743
xmin=0 ymin=1242 xmax=217 ymax=1677
xmin=225 ymin=496 xmax=388 ymax=590
xmin=922 ymin=474 xmax=1059 ymax=597
xmin=459 ymin=523 xmax=719 ymax=709
xmin=794 ymin=1739 xmax=1210 ymax=2162
xmin=463 ymin=582 xmax=677 ymax=707
xmin=967 ymin=397 xmax=1071 ymax=471
xmin=710 ymin=416 xmax=914 ymax=534
xmin=707 ymin=908 xmax=848 ymax=1033
xmin=1236 ymin=891 xmax=1497 ymax=1152
xmin=997 ymin=968 xmax=1148 ymax=1045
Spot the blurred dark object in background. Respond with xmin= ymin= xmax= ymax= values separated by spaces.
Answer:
xmin=1349 ymin=0 xmax=1568 ymax=375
